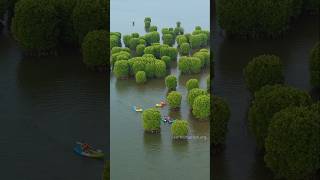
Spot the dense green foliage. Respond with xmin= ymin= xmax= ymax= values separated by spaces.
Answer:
xmin=187 ymin=88 xmax=208 ymax=106
xmin=72 ymin=0 xmax=108 ymax=43
xmin=176 ymin=35 xmax=188 ymax=46
xmin=212 ymin=95 xmax=230 ymax=145
xmin=0 ymin=0 xmax=6 ymax=20
xmin=179 ymin=43 xmax=190 ymax=56
xmin=11 ymin=0 xmax=59 ymax=54
xmin=54 ymin=0 xmax=78 ymax=45
xmin=171 ymin=120 xmax=189 ymax=137
xmin=165 ymin=75 xmax=177 ymax=90
xmin=178 ymin=56 xmax=202 ymax=74
xmin=154 ymin=60 xmax=167 ymax=78
xmin=161 ymin=56 xmax=171 ymax=67
xmin=244 ymin=55 xmax=284 ymax=92
xmin=310 ymin=42 xmax=320 ymax=87
xmin=265 ymin=106 xmax=320 ymax=180
xmin=82 ymin=30 xmax=108 ymax=67
xmin=110 ymin=32 xmax=122 ymax=50
xmin=113 ymin=60 xmax=129 ymax=79
xmin=186 ymin=79 xmax=199 ymax=91
xmin=135 ymin=71 xmax=147 ymax=84
xmin=160 ymin=46 xmax=177 ymax=61
xmin=162 ymin=33 xmax=175 ymax=46
xmin=144 ymin=31 xmax=160 ymax=45
xmin=136 ymin=44 xmax=145 ymax=56
xmin=142 ymin=108 xmax=161 ymax=132
xmin=192 ymin=95 xmax=210 ymax=120
xmin=248 ymin=85 xmax=312 ymax=148
xmin=167 ymin=91 xmax=182 ymax=109
xmin=217 ymin=0 xmax=303 ymax=38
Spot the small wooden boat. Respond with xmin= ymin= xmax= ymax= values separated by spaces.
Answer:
xmin=74 ymin=142 xmax=104 ymax=159
xmin=155 ymin=103 xmax=164 ymax=107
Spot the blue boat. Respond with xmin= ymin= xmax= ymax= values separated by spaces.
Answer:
xmin=73 ymin=142 xmax=104 ymax=159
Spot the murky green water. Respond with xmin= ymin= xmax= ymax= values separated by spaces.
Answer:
xmin=110 ymin=0 xmax=210 ymax=179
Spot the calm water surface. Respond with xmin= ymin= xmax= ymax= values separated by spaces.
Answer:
xmin=0 ymin=26 xmax=107 ymax=179
xmin=212 ymin=14 xmax=319 ymax=180
xmin=110 ymin=0 xmax=210 ymax=179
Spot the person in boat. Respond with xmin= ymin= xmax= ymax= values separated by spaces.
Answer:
xmin=82 ymin=143 xmax=91 ymax=153
xmin=132 ymin=20 xmax=135 ymax=26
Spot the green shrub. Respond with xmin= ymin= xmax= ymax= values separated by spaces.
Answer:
xmin=135 ymin=71 xmax=147 ymax=84
xmin=142 ymin=108 xmax=161 ymax=133
xmin=123 ymin=34 xmax=132 ymax=47
xmin=179 ymin=43 xmax=190 ymax=56
xmin=186 ymin=79 xmax=199 ymax=91
xmin=162 ymin=33 xmax=175 ymax=46
xmin=212 ymin=96 xmax=230 ymax=145
xmin=129 ymin=37 xmax=140 ymax=50
xmin=310 ymin=42 xmax=320 ymax=87
xmin=154 ymin=60 xmax=167 ymax=78
xmin=113 ymin=60 xmax=129 ymax=79
xmin=192 ymin=95 xmax=210 ymax=120
xmin=72 ymin=0 xmax=108 ymax=43
xmin=244 ymin=54 xmax=284 ymax=92
xmin=187 ymin=88 xmax=208 ymax=106
xmin=136 ymin=44 xmax=145 ymax=56
xmin=178 ymin=56 xmax=202 ymax=74
xmin=174 ymin=27 xmax=184 ymax=35
xmin=248 ymin=85 xmax=312 ymax=148
xmin=165 ymin=75 xmax=177 ymax=90
xmin=190 ymin=34 xmax=208 ymax=49
xmin=171 ymin=120 xmax=189 ymax=137
xmin=265 ymin=106 xmax=320 ymax=180
xmin=145 ymin=62 xmax=156 ymax=78
xmin=131 ymin=32 xmax=139 ymax=38
xmin=161 ymin=56 xmax=171 ymax=67
xmin=11 ymin=0 xmax=59 ymax=54
xmin=110 ymin=35 xmax=121 ymax=49
xmin=160 ymin=46 xmax=177 ymax=61
xmin=144 ymin=31 xmax=160 ymax=45
xmin=167 ymin=91 xmax=182 ymax=109
xmin=149 ymin=25 xmax=157 ymax=32
xmin=217 ymin=0 xmax=303 ymax=38
xmin=132 ymin=60 xmax=145 ymax=75
xmin=82 ymin=30 xmax=108 ymax=67
xmin=144 ymin=17 xmax=151 ymax=30
xmin=111 ymin=51 xmax=131 ymax=67
xmin=176 ymin=35 xmax=188 ymax=46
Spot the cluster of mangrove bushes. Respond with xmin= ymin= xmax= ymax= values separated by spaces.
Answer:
xmin=216 ymin=0 xmax=319 ymax=38
xmin=242 ymin=50 xmax=320 ymax=179
xmin=1 ymin=0 xmax=108 ymax=69
xmin=111 ymin=18 xmax=210 ymax=83
xmin=142 ymin=76 xmax=211 ymax=137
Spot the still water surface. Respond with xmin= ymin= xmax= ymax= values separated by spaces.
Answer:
xmin=110 ymin=0 xmax=210 ymax=179
xmin=212 ymin=14 xmax=319 ymax=180
xmin=0 ymin=27 xmax=107 ymax=179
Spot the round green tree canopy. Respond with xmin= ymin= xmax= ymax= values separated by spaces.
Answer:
xmin=165 ymin=75 xmax=177 ymax=90
xmin=135 ymin=71 xmax=147 ymax=84
xmin=187 ymin=88 xmax=208 ymax=106
xmin=244 ymin=54 xmax=284 ymax=92
xmin=11 ymin=0 xmax=59 ymax=54
xmin=265 ymin=106 xmax=320 ymax=180
xmin=167 ymin=91 xmax=182 ymax=109
xmin=82 ymin=30 xmax=108 ymax=67
xmin=186 ymin=79 xmax=199 ymax=91
xmin=142 ymin=108 xmax=161 ymax=132
xmin=171 ymin=120 xmax=189 ymax=137
xmin=248 ymin=84 xmax=312 ymax=148
xmin=192 ymin=95 xmax=210 ymax=120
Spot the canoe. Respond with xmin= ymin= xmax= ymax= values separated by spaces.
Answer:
xmin=132 ymin=106 xmax=143 ymax=112
xmin=74 ymin=142 xmax=104 ymax=159
xmin=155 ymin=104 xmax=163 ymax=107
